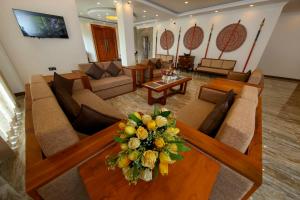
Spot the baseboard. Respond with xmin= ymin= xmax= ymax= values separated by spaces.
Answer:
xmin=14 ymin=92 xmax=25 ymax=97
xmin=264 ymin=75 xmax=300 ymax=82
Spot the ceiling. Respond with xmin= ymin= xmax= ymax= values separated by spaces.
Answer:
xmin=147 ymin=0 xmax=241 ymax=14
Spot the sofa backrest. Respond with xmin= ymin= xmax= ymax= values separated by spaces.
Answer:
xmin=155 ymin=54 xmax=174 ymax=62
xmin=30 ymin=75 xmax=79 ymax=157
xmin=78 ymin=61 xmax=124 ymax=76
xmin=200 ymin=58 xmax=236 ymax=70
xmin=215 ymin=86 xmax=258 ymax=153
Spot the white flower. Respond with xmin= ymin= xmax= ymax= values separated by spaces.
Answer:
xmin=140 ymin=169 xmax=152 ymax=182
xmin=128 ymin=137 xmax=140 ymax=149
xmin=142 ymin=114 xmax=152 ymax=125
xmin=161 ymin=107 xmax=169 ymax=112
xmin=127 ymin=119 xmax=137 ymax=127
xmin=155 ymin=116 xmax=168 ymax=127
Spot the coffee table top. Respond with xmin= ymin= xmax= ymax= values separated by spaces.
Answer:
xmin=143 ymin=76 xmax=192 ymax=92
xmin=79 ymin=142 xmax=220 ymax=200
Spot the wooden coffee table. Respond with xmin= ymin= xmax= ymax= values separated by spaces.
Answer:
xmin=79 ymin=141 xmax=220 ymax=200
xmin=143 ymin=76 xmax=192 ymax=105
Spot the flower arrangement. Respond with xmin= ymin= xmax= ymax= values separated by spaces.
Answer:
xmin=106 ymin=107 xmax=190 ymax=184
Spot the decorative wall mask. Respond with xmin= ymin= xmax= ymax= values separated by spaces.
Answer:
xmin=160 ymin=30 xmax=174 ymax=50
xmin=183 ymin=26 xmax=204 ymax=50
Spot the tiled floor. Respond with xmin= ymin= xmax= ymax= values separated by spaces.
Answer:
xmin=0 ymin=73 xmax=299 ymax=199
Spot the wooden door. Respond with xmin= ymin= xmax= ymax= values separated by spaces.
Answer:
xmin=91 ymin=24 xmax=118 ymax=62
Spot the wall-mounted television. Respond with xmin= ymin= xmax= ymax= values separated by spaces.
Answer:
xmin=13 ymin=9 xmax=69 ymax=39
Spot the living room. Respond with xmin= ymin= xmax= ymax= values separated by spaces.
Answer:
xmin=0 ymin=0 xmax=299 ymax=199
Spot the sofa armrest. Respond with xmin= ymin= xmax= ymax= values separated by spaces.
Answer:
xmin=227 ymin=71 xmax=248 ymax=82
xmin=122 ymin=67 xmax=136 ymax=91
xmin=198 ymin=86 xmax=228 ymax=104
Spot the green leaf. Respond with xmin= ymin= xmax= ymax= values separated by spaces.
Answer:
xmin=160 ymin=111 xmax=171 ymax=117
xmin=114 ymin=137 xmax=126 ymax=143
xmin=176 ymin=143 xmax=191 ymax=152
xmin=153 ymin=162 xmax=159 ymax=179
xmin=169 ymin=152 xmax=184 ymax=160
xmin=133 ymin=164 xmax=139 ymax=179
xmin=128 ymin=113 xmax=142 ymax=125
xmin=153 ymin=105 xmax=160 ymax=116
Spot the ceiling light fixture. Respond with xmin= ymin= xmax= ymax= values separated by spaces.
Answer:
xmin=114 ymin=0 xmax=118 ymax=3
xmin=184 ymin=1 xmax=189 ymax=4
xmin=106 ymin=15 xmax=118 ymax=21
xmin=97 ymin=2 xmax=101 ymax=5
xmin=155 ymin=14 xmax=159 ymax=17
xmin=250 ymin=4 xmax=254 ymax=7
xmin=214 ymin=10 xmax=219 ymax=13
xmin=143 ymin=10 xmax=147 ymax=13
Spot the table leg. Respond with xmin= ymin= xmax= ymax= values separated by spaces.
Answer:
xmin=182 ymin=82 xmax=188 ymax=94
xmin=141 ymin=70 xmax=145 ymax=85
xmin=162 ymin=90 xmax=167 ymax=105
xmin=81 ymin=76 xmax=92 ymax=91
xmin=148 ymin=89 xmax=153 ymax=105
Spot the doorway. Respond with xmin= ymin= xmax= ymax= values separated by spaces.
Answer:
xmin=91 ymin=24 xmax=118 ymax=62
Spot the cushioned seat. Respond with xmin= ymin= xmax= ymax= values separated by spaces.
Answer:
xmin=72 ymin=89 xmax=125 ymax=119
xmin=90 ymin=75 xmax=132 ymax=91
xmin=30 ymin=81 xmax=54 ymax=101
xmin=177 ymin=99 xmax=215 ymax=129
xmin=196 ymin=66 xmax=230 ymax=75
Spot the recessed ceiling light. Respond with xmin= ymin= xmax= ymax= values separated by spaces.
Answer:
xmin=250 ymin=4 xmax=254 ymax=7
xmin=106 ymin=15 xmax=118 ymax=21
xmin=155 ymin=14 xmax=159 ymax=17
xmin=128 ymin=0 xmax=131 ymax=4
xmin=143 ymin=10 xmax=147 ymax=13
xmin=214 ymin=10 xmax=219 ymax=13
xmin=114 ymin=0 xmax=118 ymax=3
xmin=143 ymin=15 xmax=146 ymax=18
xmin=97 ymin=2 xmax=101 ymax=5
xmin=190 ymin=15 xmax=193 ymax=17
xmin=184 ymin=1 xmax=189 ymax=4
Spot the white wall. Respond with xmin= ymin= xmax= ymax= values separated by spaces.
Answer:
xmin=259 ymin=11 xmax=300 ymax=80
xmin=79 ymin=18 xmax=120 ymax=62
xmin=153 ymin=2 xmax=286 ymax=72
xmin=0 ymin=0 xmax=87 ymax=87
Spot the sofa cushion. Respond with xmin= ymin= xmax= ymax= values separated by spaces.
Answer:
xmin=201 ymin=58 xmax=211 ymax=67
xmin=32 ymin=97 xmax=79 ymax=157
xmin=72 ymin=89 xmax=125 ymax=119
xmin=72 ymin=104 xmax=119 ymax=135
xmin=106 ymin=62 xmax=121 ymax=77
xmin=210 ymin=59 xmax=223 ymax=68
xmin=222 ymin=60 xmax=236 ymax=70
xmin=177 ymin=99 xmax=215 ymax=129
xmin=216 ymin=98 xmax=256 ymax=153
xmin=90 ymin=75 xmax=132 ymax=91
xmin=248 ymin=68 xmax=263 ymax=85
xmin=199 ymin=90 xmax=235 ymax=137
xmin=240 ymin=85 xmax=258 ymax=106
xmin=53 ymin=72 xmax=74 ymax=95
xmin=30 ymin=81 xmax=54 ymax=101
xmin=86 ymin=63 xmax=105 ymax=80
xmin=55 ymin=89 xmax=81 ymax=122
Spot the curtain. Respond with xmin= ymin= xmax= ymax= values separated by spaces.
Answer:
xmin=0 ymin=72 xmax=16 ymax=142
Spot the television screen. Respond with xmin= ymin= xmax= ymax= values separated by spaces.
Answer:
xmin=13 ymin=9 xmax=69 ymax=39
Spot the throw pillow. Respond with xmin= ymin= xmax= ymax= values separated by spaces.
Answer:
xmin=72 ymin=104 xmax=120 ymax=135
xmin=86 ymin=63 xmax=105 ymax=79
xmin=199 ymin=90 xmax=235 ymax=137
xmin=106 ymin=62 xmax=121 ymax=77
xmin=55 ymin=89 xmax=81 ymax=122
xmin=53 ymin=72 xmax=74 ymax=95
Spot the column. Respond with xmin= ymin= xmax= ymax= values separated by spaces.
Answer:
xmin=116 ymin=0 xmax=136 ymax=66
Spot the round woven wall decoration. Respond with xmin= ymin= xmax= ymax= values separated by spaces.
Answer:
xmin=183 ymin=26 xmax=204 ymax=50
xmin=216 ymin=23 xmax=247 ymax=52
xmin=160 ymin=30 xmax=174 ymax=50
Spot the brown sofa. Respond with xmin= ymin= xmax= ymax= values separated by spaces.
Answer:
xmin=76 ymin=61 xmax=134 ymax=99
xmin=195 ymin=58 xmax=236 ymax=75
xmin=155 ymin=54 xmax=174 ymax=68
xmin=177 ymin=85 xmax=261 ymax=200
xmin=27 ymin=75 xmax=125 ymax=200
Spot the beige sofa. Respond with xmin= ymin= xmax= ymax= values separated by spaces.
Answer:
xmin=76 ymin=61 xmax=134 ymax=99
xmin=177 ymin=85 xmax=261 ymax=200
xmin=28 ymin=75 xmax=125 ymax=200
xmin=195 ymin=58 xmax=236 ymax=75
xmin=155 ymin=54 xmax=174 ymax=68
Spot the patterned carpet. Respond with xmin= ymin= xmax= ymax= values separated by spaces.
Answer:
xmin=0 ymin=73 xmax=299 ymax=200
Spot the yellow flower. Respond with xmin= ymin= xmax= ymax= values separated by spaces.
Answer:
xmin=118 ymin=122 xmax=126 ymax=130
xmin=168 ymin=144 xmax=178 ymax=153
xmin=120 ymin=143 xmax=128 ymax=150
xmin=141 ymin=150 xmax=158 ymax=169
xmin=147 ymin=120 xmax=156 ymax=131
xmin=142 ymin=114 xmax=152 ymax=125
xmin=136 ymin=126 xmax=148 ymax=140
xmin=125 ymin=126 xmax=136 ymax=136
xmin=155 ymin=116 xmax=168 ymax=127
xmin=159 ymin=162 xmax=168 ymax=176
xmin=154 ymin=137 xmax=165 ymax=148
xmin=118 ymin=155 xmax=131 ymax=168
xmin=128 ymin=150 xmax=139 ymax=161
xmin=128 ymin=137 xmax=140 ymax=149
xmin=159 ymin=152 xmax=172 ymax=163
xmin=133 ymin=112 xmax=142 ymax=120
xmin=166 ymin=127 xmax=180 ymax=136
